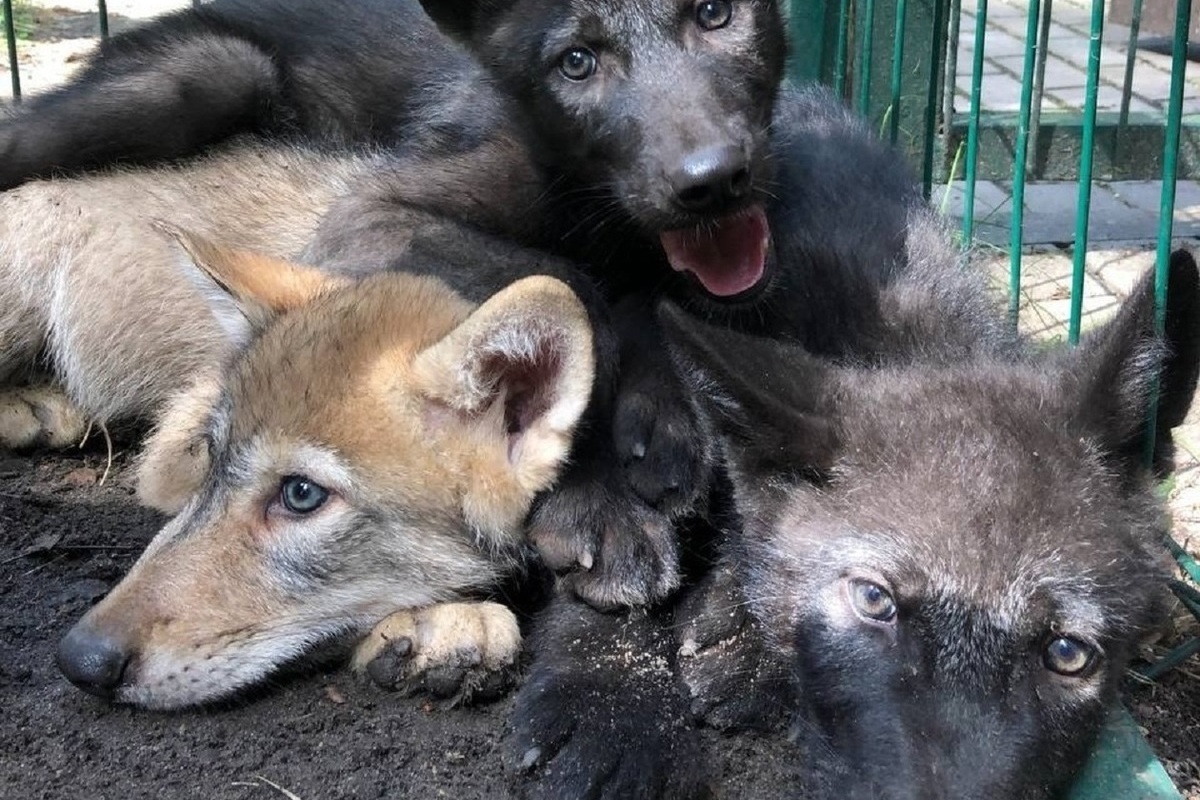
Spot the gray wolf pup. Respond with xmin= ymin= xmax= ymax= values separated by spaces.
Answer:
xmin=651 ymin=249 xmax=1200 ymax=799
xmin=51 ymin=232 xmax=597 ymax=710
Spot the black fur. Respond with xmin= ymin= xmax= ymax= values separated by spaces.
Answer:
xmin=0 ymin=0 xmax=498 ymax=189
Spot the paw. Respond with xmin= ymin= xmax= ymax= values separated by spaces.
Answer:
xmin=530 ymin=480 xmax=680 ymax=610
xmin=0 ymin=385 xmax=89 ymax=450
xmin=613 ymin=366 xmax=711 ymax=516
xmin=351 ymin=601 xmax=520 ymax=705
xmin=675 ymin=565 xmax=792 ymax=731
xmin=505 ymin=602 xmax=710 ymax=800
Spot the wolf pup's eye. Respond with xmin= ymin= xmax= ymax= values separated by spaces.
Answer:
xmin=849 ymin=579 xmax=897 ymax=623
xmin=1043 ymin=636 xmax=1095 ymax=676
xmin=559 ymin=47 xmax=598 ymax=81
xmin=695 ymin=0 xmax=734 ymax=30
xmin=279 ymin=475 xmax=329 ymax=515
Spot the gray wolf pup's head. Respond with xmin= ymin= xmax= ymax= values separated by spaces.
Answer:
xmin=664 ymin=251 xmax=1200 ymax=799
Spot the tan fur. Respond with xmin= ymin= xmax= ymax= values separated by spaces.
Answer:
xmin=0 ymin=143 xmax=373 ymax=436
xmin=0 ymin=384 xmax=89 ymax=449
xmin=4 ymin=144 xmax=596 ymax=709
xmin=134 ymin=374 xmax=224 ymax=514
xmin=57 ymin=246 xmax=594 ymax=709
xmin=351 ymin=601 xmax=521 ymax=676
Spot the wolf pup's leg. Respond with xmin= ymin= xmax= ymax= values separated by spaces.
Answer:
xmin=0 ymin=385 xmax=89 ymax=450
xmin=0 ymin=233 xmax=89 ymax=449
xmin=352 ymin=601 xmax=521 ymax=706
xmin=506 ymin=594 xmax=709 ymax=800
xmin=0 ymin=15 xmax=284 ymax=190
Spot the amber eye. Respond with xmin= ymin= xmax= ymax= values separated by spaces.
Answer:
xmin=1043 ymin=636 xmax=1095 ymax=676
xmin=279 ymin=475 xmax=329 ymax=515
xmin=849 ymin=579 xmax=898 ymax=623
xmin=559 ymin=47 xmax=598 ymax=81
xmin=695 ymin=0 xmax=734 ymax=30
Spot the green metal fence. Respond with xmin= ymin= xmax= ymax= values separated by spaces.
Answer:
xmin=2 ymin=1 xmax=1198 ymax=789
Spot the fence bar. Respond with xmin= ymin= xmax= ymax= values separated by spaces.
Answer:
xmin=1008 ymin=0 xmax=1043 ymax=327
xmin=942 ymin=0 xmax=962 ymax=153
xmin=1027 ymin=0 xmax=1053 ymax=175
xmin=1145 ymin=0 xmax=1193 ymax=463
xmin=962 ymin=0 xmax=989 ymax=242
xmin=833 ymin=0 xmax=851 ymax=96
xmin=1118 ymin=0 xmax=1145 ymax=128
xmin=921 ymin=0 xmax=948 ymax=197
xmin=3 ymin=0 xmax=19 ymax=100
xmin=1067 ymin=0 xmax=1106 ymax=346
xmin=97 ymin=0 xmax=108 ymax=38
xmin=887 ymin=0 xmax=908 ymax=144
xmin=857 ymin=0 xmax=877 ymax=117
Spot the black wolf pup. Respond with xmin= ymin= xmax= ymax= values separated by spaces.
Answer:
xmin=652 ymin=250 xmax=1200 ymax=799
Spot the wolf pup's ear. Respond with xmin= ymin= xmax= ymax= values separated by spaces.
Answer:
xmin=155 ymin=221 xmax=348 ymax=349
xmin=135 ymin=374 xmax=224 ymax=514
xmin=1071 ymin=249 xmax=1200 ymax=477
xmin=413 ymin=275 xmax=595 ymax=527
xmin=658 ymin=303 xmax=839 ymax=483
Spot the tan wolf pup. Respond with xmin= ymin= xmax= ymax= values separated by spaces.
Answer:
xmin=0 ymin=164 xmax=595 ymax=708
xmin=56 ymin=237 xmax=594 ymax=709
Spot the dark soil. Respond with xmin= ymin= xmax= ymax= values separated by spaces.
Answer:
xmin=1 ymin=449 xmax=1197 ymax=800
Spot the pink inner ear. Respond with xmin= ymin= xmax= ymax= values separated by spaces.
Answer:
xmin=489 ymin=335 xmax=566 ymax=465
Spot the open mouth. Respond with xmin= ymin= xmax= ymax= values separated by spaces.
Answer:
xmin=660 ymin=205 xmax=771 ymax=299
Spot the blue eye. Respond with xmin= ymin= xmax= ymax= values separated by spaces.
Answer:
xmin=849 ymin=579 xmax=897 ymax=623
xmin=559 ymin=47 xmax=598 ymax=81
xmin=695 ymin=0 xmax=733 ymax=30
xmin=1043 ymin=636 xmax=1095 ymax=676
xmin=279 ymin=475 xmax=329 ymax=515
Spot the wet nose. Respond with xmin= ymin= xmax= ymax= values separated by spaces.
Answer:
xmin=57 ymin=621 xmax=132 ymax=698
xmin=670 ymin=144 xmax=752 ymax=213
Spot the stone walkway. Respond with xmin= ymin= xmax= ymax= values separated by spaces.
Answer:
xmin=957 ymin=0 xmax=1200 ymax=116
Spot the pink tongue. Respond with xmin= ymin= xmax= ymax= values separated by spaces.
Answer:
xmin=660 ymin=206 xmax=770 ymax=297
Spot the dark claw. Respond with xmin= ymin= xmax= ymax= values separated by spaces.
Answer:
xmin=364 ymin=636 xmax=414 ymax=689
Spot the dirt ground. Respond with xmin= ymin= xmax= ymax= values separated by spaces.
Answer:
xmin=1 ymin=450 xmax=1199 ymax=799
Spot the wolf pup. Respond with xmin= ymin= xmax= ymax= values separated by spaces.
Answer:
xmin=53 ymin=232 xmax=596 ymax=710
xmin=653 ymin=250 xmax=1200 ymax=799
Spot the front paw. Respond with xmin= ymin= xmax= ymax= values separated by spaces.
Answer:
xmin=351 ymin=601 xmax=520 ymax=705
xmin=530 ymin=480 xmax=680 ymax=610
xmin=0 ymin=385 xmax=90 ymax=450
xmin=505 ymin=601 xmax=710 ymax=800
xmin=613 ymin=370 xmax=711 ymax=516
xmin=675 ymin=565 xmax=792 ymax=731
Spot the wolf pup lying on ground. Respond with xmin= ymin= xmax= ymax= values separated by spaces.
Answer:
xmin=51 ymin=234 xmax=596 ymax=709
xmin=511 ymin=251 xmax=1199 ymax=800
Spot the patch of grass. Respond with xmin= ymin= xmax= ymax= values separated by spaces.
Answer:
xmin=1 ymin=0 xmax=37 ymax=42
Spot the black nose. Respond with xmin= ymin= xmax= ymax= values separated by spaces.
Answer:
xmin=670 ymin=144 xmax=752 ymax=214
xmin=57 ymin=621 xmax=132 ymax=698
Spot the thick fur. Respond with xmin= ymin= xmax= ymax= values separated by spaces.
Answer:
xmin=525 ymin=248 xmax=1200 ymax=800
xmin=54 ymin=246 xmax=598 ymax=710
xmin=0 ymin=141 xmax=613 ymax=492
xmin=0 ymin=0 xmax=500 ymax=190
